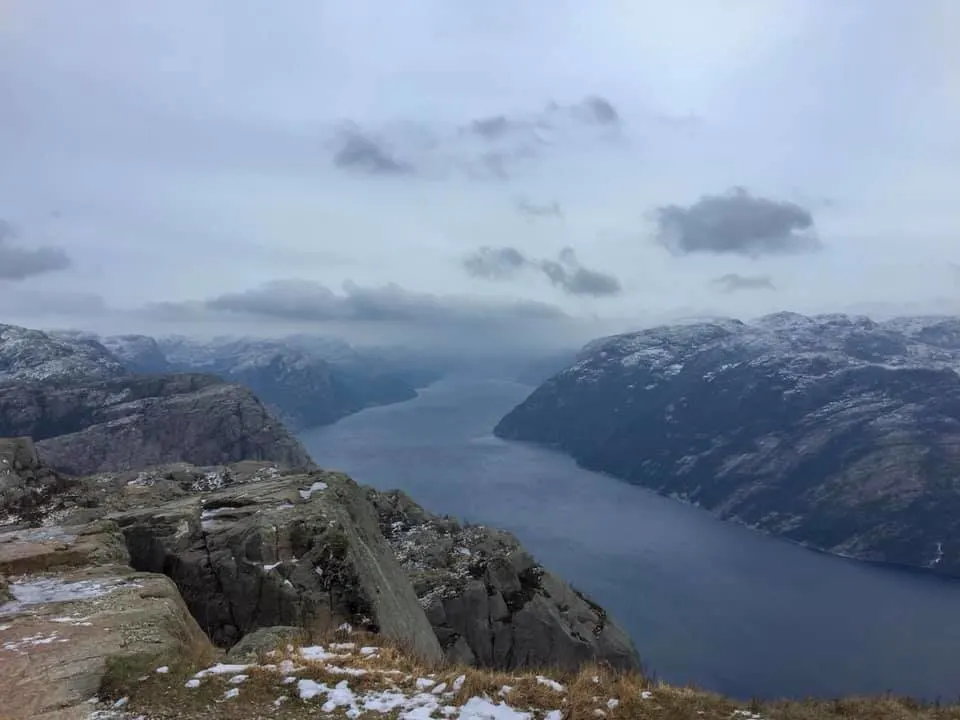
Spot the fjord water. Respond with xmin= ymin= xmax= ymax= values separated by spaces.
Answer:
xmin=300 ymin=377 xmax=960 ymax=700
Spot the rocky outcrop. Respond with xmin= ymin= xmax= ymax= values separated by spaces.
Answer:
xmin=1 ymin=437 xmax=78 ymax=525
xmin=0 ymin=374 xmax=313 ymax=475
xmin=495 ymin=312 xmax=960 ymax=576
xmin=0 ymin=324 xmax=125 ymax=385
xmin=0 ymin=520 xmax=214 ymax=720
xmin=1 ymin=447 xmax=639 ymax=675
xmin=368 ymin=489 xmax=640 ymax=672
xmin=104 ymin=463 xmax=443 ymax=663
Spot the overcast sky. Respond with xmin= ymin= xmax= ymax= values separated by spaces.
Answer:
xmin=1 ymin=0 xmax=958 ymax=350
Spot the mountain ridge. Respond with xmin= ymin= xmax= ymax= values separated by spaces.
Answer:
xmin=495 ymin=312 xmax=960 ymax=576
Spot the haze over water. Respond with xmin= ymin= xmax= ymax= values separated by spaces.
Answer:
xmin=301 ymin=376 xmax=960 ymax=701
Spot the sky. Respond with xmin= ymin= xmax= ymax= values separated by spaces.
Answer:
xmin=1 ymin=0 xmax=959 ymax=351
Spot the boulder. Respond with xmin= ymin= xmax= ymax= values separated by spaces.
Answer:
xmin=225 ymin=625 xmax=307 ymax=662
xmin=368 ymin=488 xmax=641 ymax=672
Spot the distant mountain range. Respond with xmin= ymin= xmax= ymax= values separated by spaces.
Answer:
xmin=37 ymin=328 xmax=448 ymax=431
xmin=495 ymin=313 xmax=960 ymax=576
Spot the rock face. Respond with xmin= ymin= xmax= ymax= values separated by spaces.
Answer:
xmin=368 ymin=489 xmax=640 ymax=672
xmin=0 ymin=374 xmax=313 ymax=475
xmin=0 ymin=437 xmax=77 ymax=525
xmin=103 ymin=463 xmax=443 ymax=663
xmin=495 ymin=313 xmax=960 ymax=576
xmin=0 ymin=520 xmax=214 ymax=720
xmin=154 ymin=335 xmax=420 ymax=430
xmin=0 ymin=324 xmax=125 ymax=385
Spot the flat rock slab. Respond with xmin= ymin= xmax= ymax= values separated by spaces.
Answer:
xmin=0 ymin=567 xmax=211 ymax=720
xmin=0 ymin=521 xmax=129 ymax=576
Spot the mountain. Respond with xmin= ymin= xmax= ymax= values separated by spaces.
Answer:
xmin=0 ymin=374 xmax=313 ymax=475
xmin=495 ymin=312 xmax=960 ymax=575
xmin=151 ymin=335 xmax=422 ymax=430
xmin=0 ymin=324 xmax=312 ymax=474
xmin=0 ymin=324 xmax=125 ymax=384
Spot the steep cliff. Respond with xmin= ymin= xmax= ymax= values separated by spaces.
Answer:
xmin=0 ymin=374 xmax=313 ymax=475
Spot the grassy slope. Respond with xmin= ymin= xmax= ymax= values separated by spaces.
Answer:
xmin=96 ymin=629 xmax=960 ymax=720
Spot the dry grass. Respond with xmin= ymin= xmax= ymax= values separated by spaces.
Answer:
xmin=96 ymin=630 xmax=960 ymax=720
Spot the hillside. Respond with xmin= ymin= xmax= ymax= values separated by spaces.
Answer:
xmin=495 ymin=313 xmax=960 ymax=576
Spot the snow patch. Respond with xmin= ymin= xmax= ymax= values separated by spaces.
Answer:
xmin=299 ymin=481 xmax=329 ymax=500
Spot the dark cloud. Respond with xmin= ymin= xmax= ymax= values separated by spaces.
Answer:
xmin=515 ymin=198 xmax=563 ymax=220
xmin=538 ymin=248 xmax=622 ymax=297
xmin=712 ymin=273 xmax=776 ymax=293
xmin=137 ymin=280 xmax=584 ymax=353
xmin=462 ymin=246 xmax=528 ymax=280
xmin=332 ymin=128 xmax=412 ymax=175
xmin=462 ymin=245 xmax=621 ymax=297
xmin=0 ymin=220 xmax=72 ymax=281
xmin=654 ymin=187 xmax=819 ymax=256
xmin=175 ymin=279 xmax=566 ymax=325
xmin=471 ymin=115 xmax=515 ymax=141
xmin=579 ymin=96 xmax=620 ymax=125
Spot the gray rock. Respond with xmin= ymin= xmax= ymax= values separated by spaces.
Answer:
xmin=226 ymin=625 xmax=307 ymax=662
xmin=368 ymin=488 xmax=641 ymax=672
xmin=0 ymin=437 xmax=77 ymax=525
xmin=0 ymin=374 xmax=313 ymax=475
xmin=106 ymin=465 xmax=443 ymax=663
xmin=0 ymin=520 xmax=214 ymax=720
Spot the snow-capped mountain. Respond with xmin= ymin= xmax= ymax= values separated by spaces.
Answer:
xmin=495 ymin=312 xmax=960 ymax=576
xmin=0 ymin=324 xmax=126 ymax=384
xmin=0 ymin=325 xmax=311 ymax=474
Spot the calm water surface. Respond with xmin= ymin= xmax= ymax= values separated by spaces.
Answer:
xmin=300 ymin=377 xmax=960 ymax=700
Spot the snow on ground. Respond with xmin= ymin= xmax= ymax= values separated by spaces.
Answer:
xmin=298 ymin=481 xmax=328 ymax=500
xmin=1 ymin=576 xmax=142 ymax=612
xmin=1 ymin=630 xmax=70 ymax=654
xmin=84 ymin=633 xmax=772 ymax=720
xmin=173 ymin=642 xmax=563 ymax=719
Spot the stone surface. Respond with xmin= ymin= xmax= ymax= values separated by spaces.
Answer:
xmin=104 ymin=464 xmax=443 ymax=664
xmin=0 ymin=442 xmax=639 ymax=676
xmin=368 ymin=488 xmax=641 ymax=672
xmin=0 ymin=521 xmax=129 ymax=576
xmin=0 ymin=521 xmax=213 ymax=720
xmin=225 ymin=625 xmax=307 ymax=661
xmin=1 ymin=437 xmax=77 ymax=525
xmin=0 ymin=374 xmax=313 ymax=476
xmin=495 ymin=312 xmax=960 ymax=576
